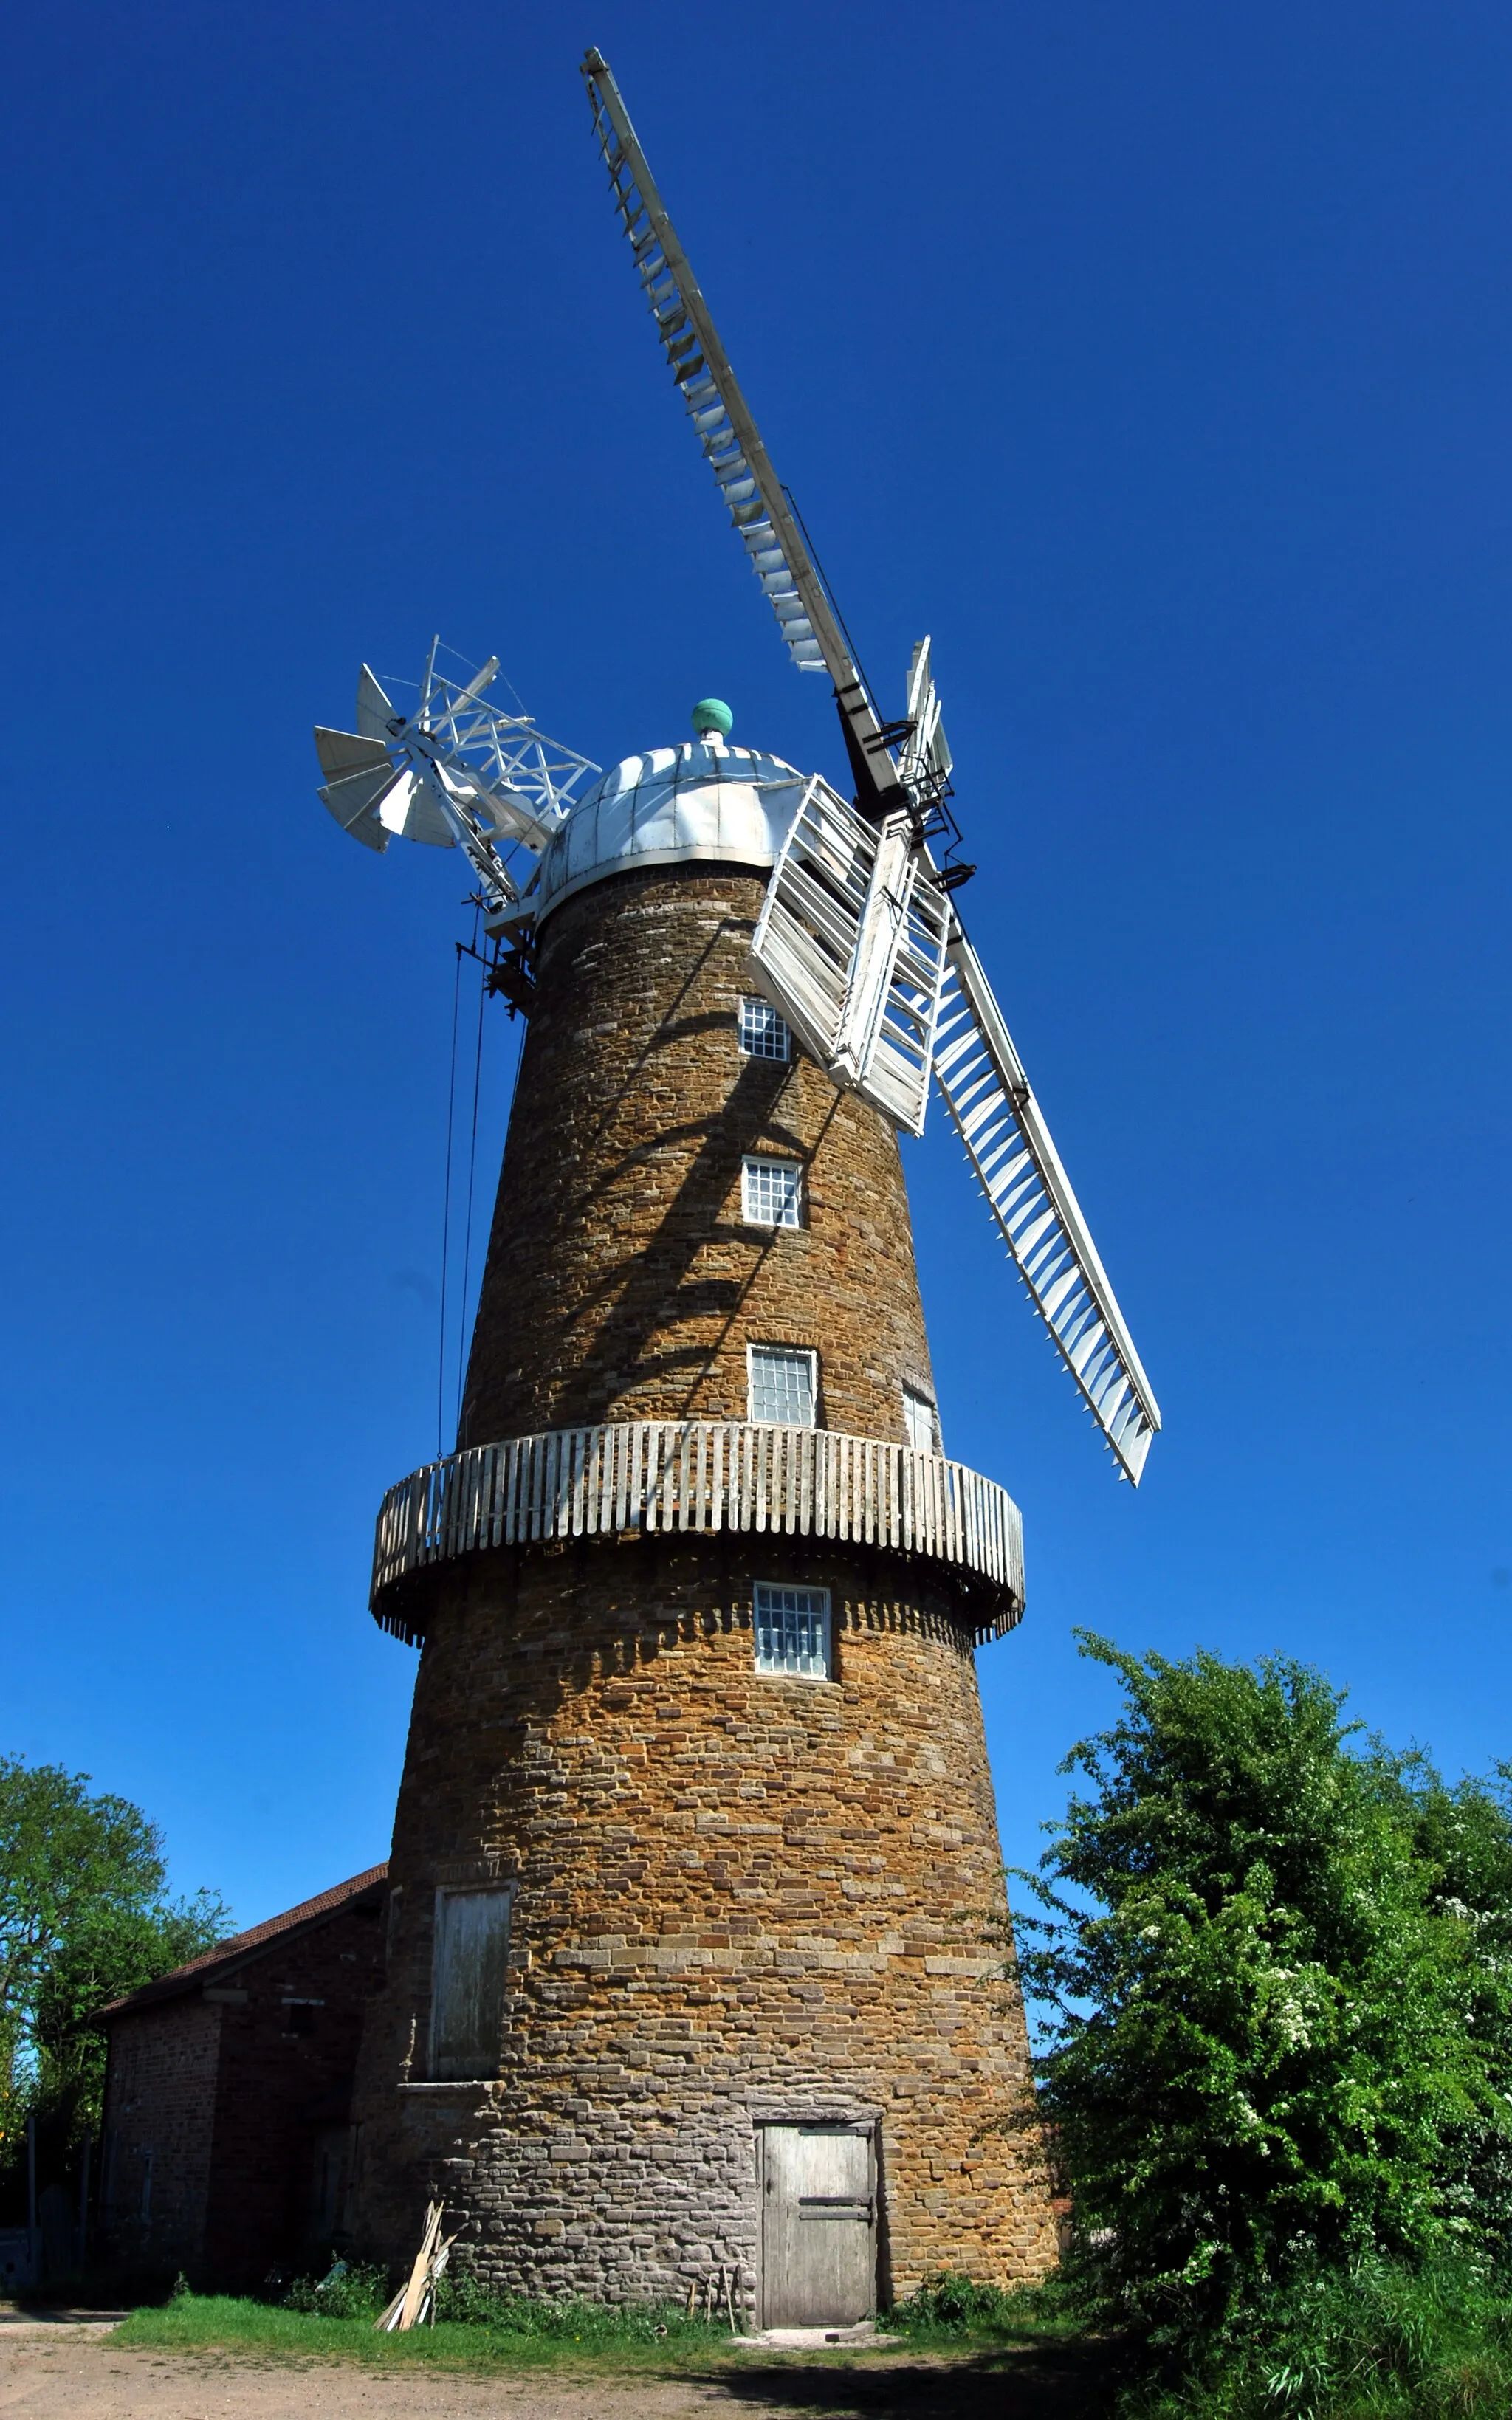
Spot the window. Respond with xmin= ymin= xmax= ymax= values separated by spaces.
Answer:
xmin=743 ymin=1156 xmax=803 ymax=1228
xmin=739 ymin=995 xmax=791 ymax=1062
xmin=755 ymin=1584 xmax=832 ymax=1679
xmin=903 ymin=1386 xmax=942 ymax=1455
xmin=431 ymin=1887 xmax=512 ymax=2080
xmin=749 ymin=1344 xmax=817 ymax=1427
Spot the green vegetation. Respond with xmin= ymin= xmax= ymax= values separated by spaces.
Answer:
xmin=888 ymin=2268 xmax=1026 ymax=2337
xmin=113 ymin=2263 xmax=1079 ymax=2375
xmin=888 ymin=2266 xmax=1080 ymax=2346
xmin=279 ymin=2258 xmax=728 ymax=2346
xmin=1131 ymin=2258 xmax=1512 ymax=2419
xmin=0 ymin=1756 xmax=229 ymax=2216
xmin=100 ymin=2255 xmax=1082 ymax=2383
xmin=281 ymin=2259 xmax=390 ymax=2317
xmin=430 ymin=2269 xmax=709 ymax=2340
xmin=1014 ymin=1632 xmax=1512 ymax=2415
xmin=120 ymin=2286 xmax=794 ymax=2369
xmin=26 ymin=1630 xmax=1512 ymax=2419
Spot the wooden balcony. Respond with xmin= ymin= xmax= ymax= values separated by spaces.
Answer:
xmin=370 ymin=1420 xmax=1024 ymax=1646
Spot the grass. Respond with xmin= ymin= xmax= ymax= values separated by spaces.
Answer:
xmin=111 ymin=2269 xmax=1082 ymax=2376
xmin=887 ymin=2272 xmax=1084 ymax=2353
xmin=1124 ymin=2258 xmax=1512 ymax=2420
xmin=112 ymin=2262 xmax=1512 ymax=2412
xmin=117 ymin=2294 xmax=742 ymax=2371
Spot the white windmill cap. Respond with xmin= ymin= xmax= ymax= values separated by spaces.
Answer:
xmin=532 ymin=737 xmax=808 ymax=927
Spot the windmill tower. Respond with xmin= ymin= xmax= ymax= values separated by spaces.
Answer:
xmin=328 ymin=54 xmax=1158 ymax=2323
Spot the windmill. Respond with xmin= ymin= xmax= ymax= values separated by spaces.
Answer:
xmin=579 ymin=52 xmax=1159 ymax=1485
xmin=327 ymin=49 xmax=1121 ymax=2320
xmin=315 ymin=639 xmax=599 ymax=926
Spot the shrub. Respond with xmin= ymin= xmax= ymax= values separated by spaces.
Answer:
xmin=429 ymin=2273 xmax=703 ymax=2343
xmin=1015 ymin=1635 xmax=1512 ymax=2346
xmin=890 ymin=2270 xmax=1017 ymax=2334
xmin=1132 ymin=2255 xmax=1512 ymax=2419
xmin=282 ymin=2260 xmax=388 ymax=2319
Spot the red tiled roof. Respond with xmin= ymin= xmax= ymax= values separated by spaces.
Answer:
xmin=97 ymin=1863 xmax=388 ymax=2019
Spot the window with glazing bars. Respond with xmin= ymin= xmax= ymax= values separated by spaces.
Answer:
xmin=742 ymin=1157 xmax=803 ymax=1228
xmin=903 ymin=1386 xmax=942 ymax=1455
xmin=738 ymin=995 xmax=791 ymax=1061
xmin=754 ymin=1583 xmax=831 ymax=1679
xmin=748 ymin=1344 xmax=817 ymax=1427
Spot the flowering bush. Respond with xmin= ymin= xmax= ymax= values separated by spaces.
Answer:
xmin=1015 ymin=1634 xmax=1512 ymax=2348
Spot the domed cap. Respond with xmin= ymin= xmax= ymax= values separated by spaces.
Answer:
xmin=532 ymin=740 xmax=808 ymax=927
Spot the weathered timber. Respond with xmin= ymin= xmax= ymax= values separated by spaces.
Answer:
xmin=371 ymin=1419 xmax=1025 ymax=1643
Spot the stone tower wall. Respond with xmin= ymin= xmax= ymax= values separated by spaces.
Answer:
xmin=351 ymin=1536 xmax=1054 ymax=2300
xmin=461 ymin=870 xmax=937 ymax=1449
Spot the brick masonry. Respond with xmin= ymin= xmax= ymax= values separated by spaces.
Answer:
xmin=100 ymin=1886 xmax=388 ymax=2287
xmin=100 ymin=1997 xmax=221 ymax=2275
xmin=354 ymin=857 xmax=1058 ymax=2303
xmin=199 ymin=1894 xmax=387 ymax=2286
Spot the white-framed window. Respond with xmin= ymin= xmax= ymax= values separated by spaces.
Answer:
xmin=431 ymin=1886 xmax=512 ymax=2080
xmin=748 ymin=1344 xmax=818 ymax=1427
xmin=903 ymin=1386 xmax=942 ymax=1455
xmin=754 ymin=1583 xmax=832 ymax=1680
xmin=743 ymin=1156 xmax=803 ymax=1228
xmin=739 ymin=995 xmax=792 ymax=1062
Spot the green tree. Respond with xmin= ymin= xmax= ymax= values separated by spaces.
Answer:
xmin=1402 ymin=1762 xmax=1512 ymax=2247
xmin=0 ymin=1757 xmax=228 ymax=2155
xmin=1015 ymin=1635 xmax=1508 ymax=2345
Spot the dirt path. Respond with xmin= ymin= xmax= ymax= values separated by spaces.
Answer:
xmin=0 ymin=2331 xmax=1112 ymax=2419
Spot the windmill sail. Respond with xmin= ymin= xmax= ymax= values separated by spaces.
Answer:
xmin=357 ymin=664 xmax=402 ymax=742
xmin=315 ymin=650 xmax=599 ymax=919
xmin=751 ymin=777 xmax=950 ymax=1137
xmin=583 ymin=51 xmax=1161 ymax=1483
xmin=899 ymin=638 xmax=952 ymax=798
xmin=581 ymin=49 xmax=906 ymax=817
xmin=932 ymin=940 xmax=1161 ymax=1482
xmin=314 ymin=728 xmax=406 ymax=850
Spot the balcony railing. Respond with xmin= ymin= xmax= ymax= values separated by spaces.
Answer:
xmin=370 ymin=1420 xmax=1024 ymax=1646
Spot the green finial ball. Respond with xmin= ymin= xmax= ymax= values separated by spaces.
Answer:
xmin=691 ymin=697 xmax=733 ymax=738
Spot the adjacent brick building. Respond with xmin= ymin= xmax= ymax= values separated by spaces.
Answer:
xmin=346 ymin=739 xmax=1060 ymax=2317
xmin=98 ymin=1866 xmax=387 ymax=2286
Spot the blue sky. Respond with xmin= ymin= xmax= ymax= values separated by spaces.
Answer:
xmin=3 ymin=0 xmax=1509 ymax=1931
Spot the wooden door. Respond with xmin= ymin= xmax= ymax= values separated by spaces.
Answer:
xmin=760 ymin=2124 xmax=876 ymax=2327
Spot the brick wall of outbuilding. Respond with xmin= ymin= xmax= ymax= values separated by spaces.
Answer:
xmin=202 ymin=1893 xmax=388 ymax=2289
xmin=100 ymin=1998 xmax=221 ymax=2275
xmin=100 ymin=1887 xmax=388 ymax=2289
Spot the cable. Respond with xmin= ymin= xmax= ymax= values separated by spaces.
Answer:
xmin=454 ymin=917 xmax=487 ymax=1436
xmin=437 ymin=943 xmax=464 ymax=1462
xmin=501 ymin=980 xmax=527 ymax=1138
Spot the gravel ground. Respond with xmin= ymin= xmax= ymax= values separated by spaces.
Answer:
xmin=0 ymin=2328 xmax=1111 ymax=2419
